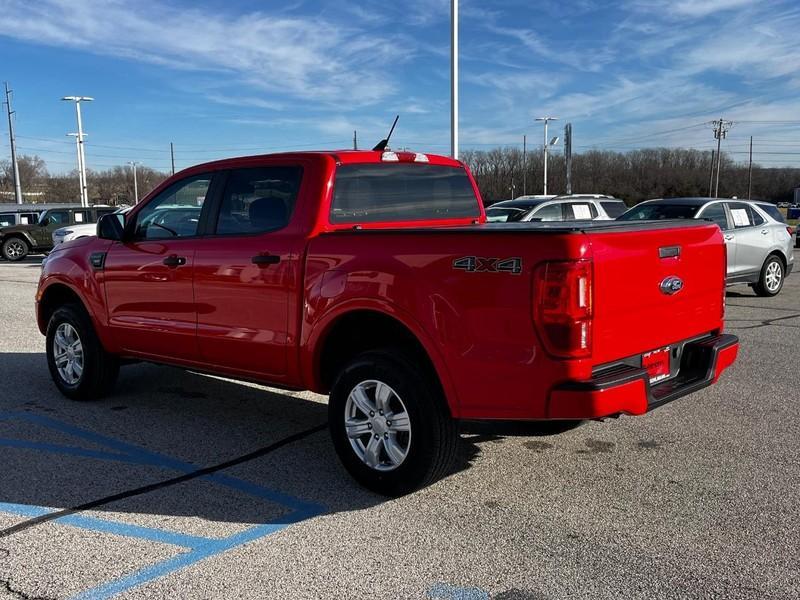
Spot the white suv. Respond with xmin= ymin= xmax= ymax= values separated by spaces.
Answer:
xmin=486 ymin=194 xmax=627 ymax=223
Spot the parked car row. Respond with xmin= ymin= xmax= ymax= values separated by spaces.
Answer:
xmin=51 ymin=207 xmax=131 ymax=247
xmin=486 ymin=194 xmax=628 ymax=222
xmin=484 ymin=193 xmax=794 ymax=296
xmin=0 ymin=205 xmax=118 ymax=261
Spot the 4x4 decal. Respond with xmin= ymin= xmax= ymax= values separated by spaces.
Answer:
xmin=452 ymin=256 xmax=522 ymax=274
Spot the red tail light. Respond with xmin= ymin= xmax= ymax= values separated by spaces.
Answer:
xmin=533 ymin=260 xmax=593 ymax=358
xmin=787 ymin=226 xmax=794 ymax=236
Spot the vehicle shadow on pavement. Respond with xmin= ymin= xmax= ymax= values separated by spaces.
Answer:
xmin=0 ymin=352 xmax=486 ymax=530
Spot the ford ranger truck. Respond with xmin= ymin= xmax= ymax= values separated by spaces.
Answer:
xmin=36 ymin=150 xmax=739 ymax=495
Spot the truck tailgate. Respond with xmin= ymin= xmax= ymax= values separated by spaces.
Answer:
xmin=587 ymin=223 xmax=725 ymax=367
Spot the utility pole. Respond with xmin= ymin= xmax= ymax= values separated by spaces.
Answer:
xmin=747 ymin=136 xmax=753 ymax=200
xmin=536 ymin=116 xmax=558 ymax=195
xmin=711 ymin=117 xmax=733 ymax=198
xmin=62 ymin=96 xmax=93 ymax=207
xmin=522 ymin=135 xmax=527 ymax=196
xmin=170 ymin=142 xmax=175 ymax=175
xmin=564 ymin=123 xmax=573 ymax=196
xmin=708 ymin=150 xmax=715 ymax=198
xmin=3 ymin=82 xmax=23 ymax=205
xmin=128 ymin=161 xmax=139 ymax=203
xmin=450 ymin=0 xmax=459 ymax=159
xmin=353 ymin=130 xmax=358 ymax=150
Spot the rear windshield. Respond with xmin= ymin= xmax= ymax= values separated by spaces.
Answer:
xmin=331 ymin=164 xmax=480 ymax=224
xmin=485 ymin=206 xmax=529 ymax=222
xmin=618 ymin=203 xmax=701 ymax=221
xmin=756 ymin=203 xmax=786 ymax=223
xmin=600 ymin=201 xmax=628 ymax=218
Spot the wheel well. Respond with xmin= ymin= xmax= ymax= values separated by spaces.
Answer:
xmin=2 ymin=234 xmax=30 ymax=247
xmin=317 ymin=310 xmax=444 ymax=398
xmin=767 ymin=250 xmax=787 ymax=269
xmin=39 ymin=284 xmax=86 ymax=329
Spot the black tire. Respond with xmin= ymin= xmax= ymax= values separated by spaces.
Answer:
xmin=2 ymin=237 xmax=29 ymax=261
xmin=46 ymin=304 xmax=119 ymax=401
xmin=753 ymin=255 xmax=785 ymax=297
xmin=329 ymin=348 xmax=458 ymax=496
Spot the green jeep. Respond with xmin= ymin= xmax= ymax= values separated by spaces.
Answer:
xmin=0 ymin=205 xmax=116 ymax=261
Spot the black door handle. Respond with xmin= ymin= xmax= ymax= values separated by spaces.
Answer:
xmin=252 ymin=254 xmax=280 ymax=266
xmin=163 ymin=255 xmax=186 ymax=267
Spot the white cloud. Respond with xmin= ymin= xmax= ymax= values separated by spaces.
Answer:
xmin=630 ymin=0 xmax=756 ymax=18
xmin=0 ymin=0 xmax=403 ymax=105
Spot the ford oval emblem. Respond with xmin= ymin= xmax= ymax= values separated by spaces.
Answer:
xmin=660 ymin=276 xmax=684 ymax=295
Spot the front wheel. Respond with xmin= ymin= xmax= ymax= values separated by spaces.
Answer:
xmin=2 ymin=237 xmax=29 ymax=261
xmin=754 ymin=255 xmax=784 ymax=297
xmin=46 ymin=304 xmax=119 ymax=400
xmin=329 ymin=349 xmax=458 ymax=496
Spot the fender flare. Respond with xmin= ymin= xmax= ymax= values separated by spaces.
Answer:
xmin=301 ymin=298 xmax=462 ymax=417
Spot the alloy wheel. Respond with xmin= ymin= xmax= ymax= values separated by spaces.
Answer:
xmin=53 ymin=322 xmax=84 ymax=385
xmin=765 ymin=261 xmax=782 ymax=292
xmin=344 ymin=380 xmax=411 ymax=472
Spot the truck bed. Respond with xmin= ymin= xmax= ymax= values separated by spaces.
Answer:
xmin=306 ymin=219 xmax=726 ymax=420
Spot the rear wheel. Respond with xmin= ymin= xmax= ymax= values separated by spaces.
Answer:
xmin=46 ymin=304 xmax=119 ymax=400
xmin=754 ymin=255 xmax=784 ymax=297
xmin=2 ymin=237 xmax=29 ymax=261
xmin=329 ymin=349 xmax=458 ymax=496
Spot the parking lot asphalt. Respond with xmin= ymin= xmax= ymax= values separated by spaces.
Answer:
xmin=0 ymin=253 xmax=798 ymax=600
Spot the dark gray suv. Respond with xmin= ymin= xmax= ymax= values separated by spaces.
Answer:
xmin=0 ymin=205 xmax=116 ymax=261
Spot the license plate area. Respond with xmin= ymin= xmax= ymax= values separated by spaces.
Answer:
xmin=642 ymin=347 xmax=671 ymax=384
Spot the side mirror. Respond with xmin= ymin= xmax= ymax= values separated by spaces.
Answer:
xmin=97 ymin=213 xmax=125 ymax=241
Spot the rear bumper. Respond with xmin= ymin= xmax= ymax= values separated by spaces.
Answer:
xmin=547 ymin=334 xmax=739 ymax=419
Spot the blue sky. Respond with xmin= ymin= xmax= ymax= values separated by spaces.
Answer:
xmin=2 ymin=0 xmax=800 ymax=174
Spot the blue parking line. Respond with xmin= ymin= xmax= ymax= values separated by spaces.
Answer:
xmin=0 ymin=438 xmax=145 ymax=465
xmin=0 ymin=501 xmax=212 ymax=548
xmin=427 ymin=582 xmax=491 ymax=600
xmin=0 ymin=411 xmax=327 ymax=599
xmin=3 ymin=412 xmax=324 ymax=513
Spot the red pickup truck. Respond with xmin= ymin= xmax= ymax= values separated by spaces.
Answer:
xmin=36 ymin=150 xmax=738 ymax=495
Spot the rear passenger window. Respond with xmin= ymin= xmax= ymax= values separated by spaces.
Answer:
xmin=215 ymin=167 xmax=302 ymax=235
xmin=0 ymin=213 xmax=13 ymax=227
xmin=748 ymin=207 xmax=764 ymax=226
xmin=74 ymin=210 xmax=90 ymax=223
xmin=565 ymin=203 xmax=597 ymax=220
xmin=728 ymin=202 xmax=762 ymax=228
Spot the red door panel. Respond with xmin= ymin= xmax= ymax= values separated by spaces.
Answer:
xmin=103 ymin=239 xmax=198 ymax=361
xmin=193 ymin=233 xmax=298 ymax=377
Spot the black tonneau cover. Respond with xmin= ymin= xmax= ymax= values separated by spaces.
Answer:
xmin=325 ymin=219 xmax=716 ymax=235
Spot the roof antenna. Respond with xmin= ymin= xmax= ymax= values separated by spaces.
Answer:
xmin=372 ymin=115 xmax=399 ymax=151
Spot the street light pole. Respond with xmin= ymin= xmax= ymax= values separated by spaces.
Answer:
xmin=128 ymin=161 xmax=139 ymax=203
xmin=536 ymin=116 xmax=558 ymax=195
xmin=62 ymin=96 xmax=94 ymax=207
xmin=450 ymin=0 xmax=458 ymax=159
xmin=67 ymin=133 xmax=85 ymax=203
